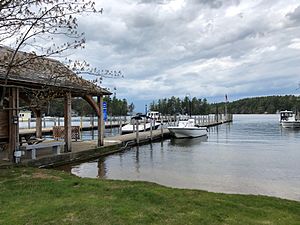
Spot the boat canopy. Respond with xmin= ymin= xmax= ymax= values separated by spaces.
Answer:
xmin=280 ymin=110 xmax=294 ymax=121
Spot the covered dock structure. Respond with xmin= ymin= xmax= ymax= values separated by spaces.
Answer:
xmin=0 ymin=46 xmax=111 ymax=163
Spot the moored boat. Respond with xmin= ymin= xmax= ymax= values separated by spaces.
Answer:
xmin=121 ymin=113 xmax=160 ymax=134
xmin=168 ymin=119 xmax=207 ymax=138
xmin=121 ymin=122 xmax=160 ymax=134
xmin=279 ymin=110 xmax=300 ymax=129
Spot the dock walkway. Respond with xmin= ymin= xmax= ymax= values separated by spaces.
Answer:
xmin=19 ymin=121 xmax=123 ymax=136
xmin=1 ymin=115 xmax=233 ymax=168
xmin=19 ymin=129 xmax=170 ymax=168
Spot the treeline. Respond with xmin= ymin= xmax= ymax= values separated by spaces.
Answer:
xmin=150 ymin=95 xmax=300 ymax=115
xmin=149 ymin=96 xmax=210 ymax=115
xmin=221 ymin=95 xmax=300 ymax=114
xmin=21 ymin=96 xmax=134 ymax=117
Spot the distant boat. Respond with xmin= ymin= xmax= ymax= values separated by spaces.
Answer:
xmin=121 ymin=112 xmax=160 ymax=134
xmin=279 ymin=110 xmax=300 ymax=129
xmin=168 ymin=119 xmax=207 ymax=138
xmin=146 ymin=111 xmax=161 ymax=120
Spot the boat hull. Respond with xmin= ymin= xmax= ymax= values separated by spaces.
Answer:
xmin=121 ymin=123 xmax=160 ymax=134
xmin=281 ymin=121 xmax=300 ymax=129
xmin=168 ymin=127 xmax=207 ymax=138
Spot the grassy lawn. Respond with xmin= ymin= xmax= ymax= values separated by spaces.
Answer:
xmin=0 ymin=167 xmax=299 ymax=225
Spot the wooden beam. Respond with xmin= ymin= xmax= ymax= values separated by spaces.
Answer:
xmin=19 ymin=95 xmax=42 ymax=139
xmin=97 ymin=96 xmax=104 ymax=147
xmin=83 ymin=95 xmax=101 ymax=117
xmin=35 ymin=110 xmax=42 ymax=138
xmin=64 ymin=92 xmax=72 ymax=152
xmin=83 ymin=95 xmax=104 ymax=146
xmin=8 ymin=88 xmax=19 ymax=162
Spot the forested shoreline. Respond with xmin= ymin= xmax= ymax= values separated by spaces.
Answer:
xmin=20 ymin=95 xmax=300 ymax=116
xmin=150 ymin=95 xmax=300 ymax=115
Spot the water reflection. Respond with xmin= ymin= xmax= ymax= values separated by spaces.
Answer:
xmin=63 ymin=115 xmax=300 ymax=201
xmin=97 ymin=158 xmax=107 ymax=178
xmin=169 ymin=136 xmax=208 ymax=147
xmin=135 ymin=146 xmax=140 ymax=174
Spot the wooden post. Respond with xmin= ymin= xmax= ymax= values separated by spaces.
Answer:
xmin=144 ymin=117 xmax=146 ymax=131
xmin=43 ymin=117 xmax=46 ymax=128
xmin=8 ymin=88 xmax=19 ymax=162
xmin=90 ymin=116 xmax=94 ymax=128
xmin=36 ymin=110 xmax=42 ymax=139
xmin=119 ymin=117 xmax=122 ymax=134
xmin=160 ymin=121 xmax=163 ymax=138
xmin=132 ymin=119 xmax=136 ymax=132
xmin=97 ymin=96 xmax=104 ymax=147
xmin=110 ymin=114 xmax=112 ymax=133
xmin=28 ymin=118 xmax=31 ymax=129
xmin=64 ymin=92 xmax=72 ymax=152
xmin=150 ymin=118 xmax=153 ymax=141
xmin=136 ymin=119 xmax=139 ymax=144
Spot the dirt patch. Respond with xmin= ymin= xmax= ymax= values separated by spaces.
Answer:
xmin=62 ymin=213 xmax=78 ymax=223
xmin=32 ymin=172 xmax=62 ymax=180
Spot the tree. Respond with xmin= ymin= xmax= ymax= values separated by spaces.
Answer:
xmin=0 ymin=0 xmax=102 ymax=108
xmin=128 ymin=102 xmax=135 ymax=115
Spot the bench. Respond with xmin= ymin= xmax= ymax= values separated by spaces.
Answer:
xmin=24 ymin=141 xmax=65 ymax=160
xmin=53 ymin=126 xmax=80 ymax=141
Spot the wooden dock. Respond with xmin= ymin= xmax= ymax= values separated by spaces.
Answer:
xmin=16 ymin=129 xmax=171 ymax=168
xmin=19 ymin=114 xmax=232 ymax=136
xmin=19 ymin=121 xmax=124 ymax=136
xmin=0 ymin=114 xmax=233 ymax=168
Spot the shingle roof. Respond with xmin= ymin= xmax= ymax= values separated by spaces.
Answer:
xmin=0 ymin=46 xmax=111 ymax=96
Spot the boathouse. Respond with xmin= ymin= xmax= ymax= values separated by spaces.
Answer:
xmin=0 ymin=46 xmax=111 ymax=163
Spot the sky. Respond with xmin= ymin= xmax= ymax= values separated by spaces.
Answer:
xmin=70 ymin=0 xmax=300 ymax=111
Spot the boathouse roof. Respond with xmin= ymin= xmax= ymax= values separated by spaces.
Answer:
xmin=0 ymin=46 xmax=111 ymax=96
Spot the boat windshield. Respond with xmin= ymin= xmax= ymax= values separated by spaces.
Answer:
xmin=280 ymin=112 xmax=294 ymax=121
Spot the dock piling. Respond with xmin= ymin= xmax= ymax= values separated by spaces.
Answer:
xmin=150 ymin=119 xmax=153 ymax=141
xmin=136 ymin=120 xmax=139 ymax=144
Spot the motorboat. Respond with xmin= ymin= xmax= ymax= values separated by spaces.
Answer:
xmin=146 ymin=111 xmax=161 ymax=120
xmin=279 ymin=110 xmax=300 ymax=129
xmin=121 ymin=113 xmax=160 ymax=134
xmin=121 ymin=122 xmax=160 ymax=134
xmin=168 ymin=119 xmax=207 ymax=138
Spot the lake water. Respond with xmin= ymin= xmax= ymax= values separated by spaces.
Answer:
xmin=63 ymin=114 xmax=300 ymax=201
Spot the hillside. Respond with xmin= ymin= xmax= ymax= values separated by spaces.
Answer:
xmin=212 ymin=95 xmax=300 ymax=114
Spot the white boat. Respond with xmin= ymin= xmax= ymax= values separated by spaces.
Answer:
xmin=146 ymin=111 xmax=161 ymax=120
xmin=279 ymin=110 xmax=300 ymax=129
xmin=121 ymin=113 xmax=161 ymax=134
xmin=121 ymin=122 xmax=160 ymax=134
xmin=168 ymin=119 xmax=207 ymax=138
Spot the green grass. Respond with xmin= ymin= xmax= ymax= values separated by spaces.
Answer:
xmin=0 ymin=167 xmax=299 ymax=225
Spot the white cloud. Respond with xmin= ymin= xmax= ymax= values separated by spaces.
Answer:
xmin=288 ymin=39 xmax=300 ymax=49
xmin=67 ymin=0 xmax=300 ymax=110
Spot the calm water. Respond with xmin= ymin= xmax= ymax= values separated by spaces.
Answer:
xmin=64 ymin=115 xmax=300 ymax=201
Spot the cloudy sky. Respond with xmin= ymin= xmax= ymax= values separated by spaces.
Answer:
xmin=73 ymin=0 xmax=300 ymax=111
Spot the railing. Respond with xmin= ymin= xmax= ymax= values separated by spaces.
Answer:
xmin=19 ymin=116 xmax=131 ymax=129
xmin=19 ymin=114 xmax=233 ymax=130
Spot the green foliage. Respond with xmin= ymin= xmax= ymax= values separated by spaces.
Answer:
xmin=150 ymin=96 xmax=210 ymax=115
xmin=20 ymin=97 xmax=134 ymax=117
xmin=103 ymin=96 xmax=131 ymax=116
xmin=211 ymin=95 xmax=300 ymax=114
xmin=0 ymin=167 xmax=299 ymax=225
